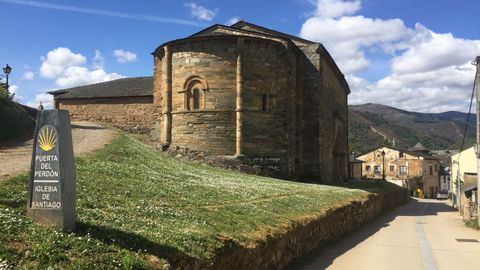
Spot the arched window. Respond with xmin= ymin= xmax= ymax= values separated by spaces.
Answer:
xmin=181 ymin=75 xmax=209 ymax=111
xmin=261 ymin=94 xmax=267 ymax=112
xmin=193 ymin=88 xmax=200 ymax=110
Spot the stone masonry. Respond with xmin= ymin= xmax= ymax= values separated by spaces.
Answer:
xmin=57 ymin=97 xmax=156 ymax=133
xmin=153 ymin=21 xmax=350 ymax=182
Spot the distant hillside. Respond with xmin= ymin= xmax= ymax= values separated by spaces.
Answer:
xmin=349 ymin=103 xmax=476 ymax=154
xmin=0 ymin=97 xmax=36 ymax=143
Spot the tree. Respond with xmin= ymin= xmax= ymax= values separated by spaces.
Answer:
xmin=0 ymin=83 xmax=7 ymax=99
xmin=0 ymin=82 xmax=14 ymax=100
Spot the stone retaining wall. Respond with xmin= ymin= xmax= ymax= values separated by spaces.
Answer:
xmin=166 ymin=188 xmax=409 ymax=269
xmin=58 ymin=97 xmax=156 ymax=133
xmin=164 ymin=146 xmax=293 ymax=179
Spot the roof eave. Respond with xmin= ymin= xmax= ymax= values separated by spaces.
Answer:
xmin=55 ymin=94 xmax=153 ymax=100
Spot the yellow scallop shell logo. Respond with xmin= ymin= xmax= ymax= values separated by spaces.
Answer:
xmin=38 ymin=126 xmax=57 ymax=152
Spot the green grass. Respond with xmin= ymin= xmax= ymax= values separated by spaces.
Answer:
xmin=0 ymin=133 xmax=393 ymax=269
xmin=465 ymin=219 xmax=480 ymax=230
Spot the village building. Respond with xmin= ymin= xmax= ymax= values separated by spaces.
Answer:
xmin=49 ymin=21 xmax=350 ymax=182
xmin=348 ymin=153 xmax=364 ymax=179
xmin=438 ymin=167 xmax=451 ymax=193
xmin=430 ymin=149 xmax=456 ymax=194
xmin=450 ymin=146 xmax=478 ymax=218
xmin=357 ymin=144 xmax=440 ymax=198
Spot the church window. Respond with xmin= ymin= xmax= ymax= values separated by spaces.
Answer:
xmin=181 ymin=75 xmax=209 ymax=111
xmin=193 ymin=88 xmax=200 ymax=110
xmin=262 ymin=94 xmax=267 ymax=112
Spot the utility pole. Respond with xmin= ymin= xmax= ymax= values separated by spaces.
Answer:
xmin=474 ymin=56 xmax=480 ymax=224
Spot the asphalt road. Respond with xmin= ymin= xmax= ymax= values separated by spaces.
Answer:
xmin=291 ymin=198 xmax=480 ymax=270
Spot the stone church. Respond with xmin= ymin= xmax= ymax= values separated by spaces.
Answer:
xmin=50 ymin=21 xmax=350 ymax=182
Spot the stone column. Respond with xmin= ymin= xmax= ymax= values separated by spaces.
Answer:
xmin=287 ymin=51 xmax=298 ymax=174
xmin=163 ymin=46 xmax=173 ymax=147
xmin=235 ymin=38 xmax=244 ymax=157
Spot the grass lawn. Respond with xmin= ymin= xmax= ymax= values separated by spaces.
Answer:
xmin=0 ymin=133 xmax=394 ymax=269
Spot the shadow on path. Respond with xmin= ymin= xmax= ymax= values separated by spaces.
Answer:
xmin=287 ymin=198 xmax=456 ymax=269
xmin=71 ymin=124 xmax=106 ymax=130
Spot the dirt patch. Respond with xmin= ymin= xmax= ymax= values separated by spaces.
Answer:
xmin=0 ymin=121 xmax=116 ymax=181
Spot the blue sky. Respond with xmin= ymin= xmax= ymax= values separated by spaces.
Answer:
xmin=0 ymin=0 xmax=479 ymax=112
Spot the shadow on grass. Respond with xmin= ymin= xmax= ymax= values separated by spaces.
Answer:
xmin=329 ymin=179 xmax=403 ymax=193
xmin=75 ymin=222 xmax=198 ymax=264
xmin=0 ymin=198 xmax=26 ymax=208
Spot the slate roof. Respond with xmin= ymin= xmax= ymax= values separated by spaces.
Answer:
xmin=47 ymin=77 xmax=153 ymax=100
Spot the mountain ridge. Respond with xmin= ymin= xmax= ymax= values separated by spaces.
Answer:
xmin=348 ymin=103 xmax=475 ymax=154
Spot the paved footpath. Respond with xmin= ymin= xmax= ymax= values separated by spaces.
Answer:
xmin=292 ymin=198 xmax=480 ymax=270
xmin=0 ymin=121 xmax=116 ymax=181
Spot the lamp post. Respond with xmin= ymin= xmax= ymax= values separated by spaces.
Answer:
xmin=3 ymin=64 xmax=12 ymax=98
xmin=381 ymin=150 xmax=386 ymax=180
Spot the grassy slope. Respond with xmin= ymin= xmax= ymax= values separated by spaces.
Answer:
xmin=0 ymin=134 xmax=395 ymax=269
xmin=0 ymin=97 xmax=35 ymax=142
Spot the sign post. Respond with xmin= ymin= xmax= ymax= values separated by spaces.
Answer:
xmin=27 ymin=110 xmax=76 ymax=232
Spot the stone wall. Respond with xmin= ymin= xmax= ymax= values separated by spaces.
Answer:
xmin=171 ymin=111 xmax=236 ymax=155
xmin=153 ymin=32 xmax=350 ymax=182
xmin=58 ymin=97 xmax=156 ymax=133
xmin=241 ymin=39 xmax=291 ymax=158
xmin=165 ymin=187 xmax=410 ymax=269
xmin=155 ymin=37 xmax=238 ymax=155
xmin=155 ymin=36 xmax=295 ymax=160
xmin=295 ymin=44 xmax=349 ymax=182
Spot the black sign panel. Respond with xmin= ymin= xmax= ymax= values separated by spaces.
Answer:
xmin=31 ymin=124 xmax=62 ymax=209
xmin=28 ymin=110 xmax=77 ymax=232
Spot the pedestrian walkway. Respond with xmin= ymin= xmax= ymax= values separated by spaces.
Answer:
xmin=291 ymin=198 xmax=480 ymax=270
xmin=0 ymin=121 xmax=116 ymax=181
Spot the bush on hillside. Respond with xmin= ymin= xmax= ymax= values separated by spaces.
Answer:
xmin=0 ymin=96 xmax=36 ymax=142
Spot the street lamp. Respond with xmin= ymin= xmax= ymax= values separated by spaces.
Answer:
xmin=3 ymin=64 xmax=12 ymax=98
xmin=381 ymin=150 xmax=386 ymax=180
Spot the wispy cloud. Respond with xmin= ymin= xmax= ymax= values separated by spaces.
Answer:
xmin=1 ymin=0 xmax=207 ymax=27
xmin=113 ymin=49 xmax=137 ymax=63
xmin=184 ymin=2 xmax=218 ymax=21
xmin=226 ymin=17 xmax=240 ymax=25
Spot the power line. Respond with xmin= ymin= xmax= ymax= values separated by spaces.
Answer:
xmin=459 ymin=65 xmax=478 ymax=154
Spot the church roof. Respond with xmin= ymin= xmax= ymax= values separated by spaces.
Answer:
xmin=48 ymin=77 xmax=153 ymax=100
xmin=230 ymin=21 xmax=316 ymax=46
xmin=154 ymin=20 xmax=349 ymax=94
